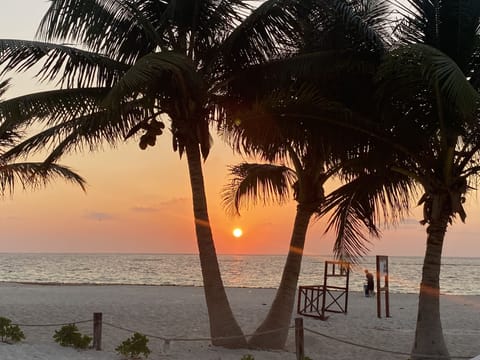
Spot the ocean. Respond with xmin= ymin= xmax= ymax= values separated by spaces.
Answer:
xmin=0 ymin=253 xmax=478 ymax=295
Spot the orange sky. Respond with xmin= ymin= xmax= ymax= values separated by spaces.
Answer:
xmin=0 ymin=1 xmax=479 ymax=256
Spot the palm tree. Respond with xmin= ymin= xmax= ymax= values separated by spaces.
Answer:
xmin=360 ymin=1 xmax=480 ymax=358
xmin=221 ymin=81 xmax=413 ymax=348
xmin=222 ymin=133 xmax=331 ymax=349
xmin=0 ymin=79 xmax=85 ymax=196
xmin=0 ymin=0 xmax=300 ymax=347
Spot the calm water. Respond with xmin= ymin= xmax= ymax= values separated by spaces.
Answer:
xmin=0 ymin=253 xmax=478 ymax=295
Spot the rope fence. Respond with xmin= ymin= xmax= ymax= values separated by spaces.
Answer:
xmin=103 ymin=320 xmax=294 ymax=342
xmin=12 ymin=319 xmax=92 ymax=327
xmin=5 ymin=314 xmax=479 ymax=359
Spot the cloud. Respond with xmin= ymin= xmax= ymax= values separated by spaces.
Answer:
xmin=131 ymin=206 xmax=159 ymax=213
xmin=0 ymin=215 xmax=21 ymax=221
xmin=157 ymin=198 xmax=190 ymax=208
xmin=84 ymin=212 xmax=114 ymax=221
xmin=130 ymin=198 xmax=190 ymax=214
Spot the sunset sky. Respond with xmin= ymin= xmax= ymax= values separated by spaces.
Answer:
xmin=0 ymin=0 xmax=479 ymax=257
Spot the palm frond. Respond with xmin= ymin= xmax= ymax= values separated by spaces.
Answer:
xmin=392 ymin=0 xmax=439 ymax=45
xmin=377 ymin=43 xmax=480 ymax=122
xmin=0 ymin=78 xmax=10 ymax=98
xmin=103 ymin=51 xmax=203 ymax=107
xmin=321 ymin=170 xmax=416 ymax=263
xmin=219 ymin=0 xmax=299 ymax=72
xmin=0 ymin=87 xmax=133 ymax=161
xmin=38 ymin=0 xmax=163 ymax=64
xmin=1 ymin=103 xmax=145 ymax=163
xmin=394 ymin=0 xmax=480 ymax=70
xmin=222 ymin=162 xmax=296 ymax=216
xmin=0 ymin=87 xmax=109 ymax=129
xmin=220 ymin=82 xmax=370 ymax=165
xmin=323 ymin=189 xmax=375 ymax=264
xmin=221 ymin=49 xmax=377 ymax=98
xmin=160 ymin=0 xmax=248 ymax=58
xmin=0 ymin=77 xmax=22 ymax=148
xmin=103 ymin=0 xmax=165 ymax=48
xmin=0 ymin=39 xmax=128 ymax=88
xmin=0 ymin=162 xmax=86 ymax=195
xmin=331 ymin=0 xmax=391 ymax=51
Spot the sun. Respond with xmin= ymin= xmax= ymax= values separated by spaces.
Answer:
xmin=232 ymin=228 xmax=243 ymax=238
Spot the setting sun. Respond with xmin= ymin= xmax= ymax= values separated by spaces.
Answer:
xmin=232 ymin=228 xmax=243 ymax=238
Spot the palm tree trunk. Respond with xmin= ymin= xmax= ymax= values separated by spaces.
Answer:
xmin=248 ymin=206 xmax=313 ymax=349
xmin=185 ymin=141 xmax=247 ymax=348
xmin=411 ymin=195 xmax=450 ymax=360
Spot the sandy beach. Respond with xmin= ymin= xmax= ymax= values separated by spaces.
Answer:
xmin=0 ymin=283 xmax=478 ymax=359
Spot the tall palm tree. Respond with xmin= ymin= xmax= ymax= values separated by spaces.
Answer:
xmin=365 ymin=1 xmax=480 ymax=358
xmin=0 ymin=0 xmax=299 ymax=347
xmin=0 ymin=79 xmax=85 ymax=195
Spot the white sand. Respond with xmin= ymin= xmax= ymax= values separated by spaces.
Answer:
xmin=0 ymin=284 xmax=478 ymax=359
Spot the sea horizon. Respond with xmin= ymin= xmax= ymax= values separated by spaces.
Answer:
xmin=0 ymin=253 xmax=478 ymax=295
xmin=1 ymin=251 xmax=479 ymax=258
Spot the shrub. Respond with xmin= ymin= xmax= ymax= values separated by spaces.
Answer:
xmin=53 ymin=323 xmax=92 ymax=349
xmin=240 ymin=355 xmax=255 ymax=360
xmin=116 ymin=332 xmax=151 ymax=359
xmin=0 ymin=317 xmax=25 ymax=343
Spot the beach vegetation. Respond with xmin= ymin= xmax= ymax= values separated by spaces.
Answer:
xmin=53 ymin=323 xmax=92 ymax=349
xmin=116 ymin=332 xmax=151 ymax=359
xmin=240 ymin=355 xmax=255 ymax=360
xmin=0 ymin=316 xmax=25 ymax=343
xmin=0 ymin=0 xmax=304 ymax=349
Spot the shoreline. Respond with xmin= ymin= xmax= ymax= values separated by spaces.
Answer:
xmin=0 ymin=284 xmax=478 ymax=359
xmin=0 ymin=281 xmax=468 ymax=296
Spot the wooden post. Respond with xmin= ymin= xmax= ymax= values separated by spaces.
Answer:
xmin=385 ymin=270 xmax=390 ymax=317
xmin=376 ymin=257 xmax=382 ymax=318
xmin=344 ymin=263 xmax=350 ymax=314
xmin=376 ymin=255 xmax=390 ymax=318
xmin=295 ymin=317 xmax=304 ymax=360
xmin=93 ymin=312 xmax=102 ymax=350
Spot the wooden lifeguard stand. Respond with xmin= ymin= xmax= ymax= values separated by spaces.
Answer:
xmin=297 ymin=260 xmax=350 ymax=320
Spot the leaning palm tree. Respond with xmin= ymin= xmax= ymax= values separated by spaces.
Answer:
xmin=222 ymin=100 xmax=334 ymax=348
xmin=0 ymin=79 xmax=86 ymax=195
xmin=0 ymin=0 xmax=300 ymax=347
xmin=221 ymin=81 xmax=414 ymax=348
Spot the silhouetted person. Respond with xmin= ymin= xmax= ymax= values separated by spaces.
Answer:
xmin=365 ymin=269 xmax=374 ymax=297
